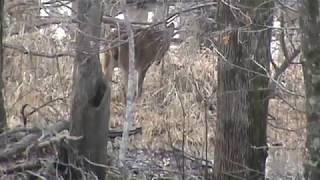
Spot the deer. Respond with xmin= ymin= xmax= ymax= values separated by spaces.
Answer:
xmin=101 ymin=23 xmax=175 ymax=98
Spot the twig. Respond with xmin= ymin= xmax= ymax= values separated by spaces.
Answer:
xmin=174 ymin=76 xmax=186 ymax=180
xmin=20 ymin=97 xmax=65 ymax=127
xmin=26 ymin=97 xmax=65 ymax=117
xmin=267 ymin=114 xmax=305 ymax=132
xmin=25 ymin=170 xmax=47 ymax=180
xmin=4 ymin=43 xmax=74 ymax=58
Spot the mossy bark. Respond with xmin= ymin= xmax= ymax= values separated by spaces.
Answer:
xmin=300 ymin=0 xmax=320 ymax=179
xmin=214 ymin=1 xmax=273 ymax=179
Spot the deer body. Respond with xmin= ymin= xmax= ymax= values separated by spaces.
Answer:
xmin=101 ymin=24 xmax=174 ymax=98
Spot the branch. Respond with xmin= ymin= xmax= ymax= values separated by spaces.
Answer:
xmin=6 ymin=0 xmax=73 ymax=15
xmin=0 ymin=133 xmax=40 ymax=161
xmin=21 ymin=97 xmax=65 ymax=126
xmin=277 ymin=0 xmax=299 ymax=13
xmin=274 ymin=49 xmax=300 ymax=80
xmin=103 ymin=2 xmax=218 ymax=28
xmin=0 ymin=119 xmax=142 ymax=162
xmin=4 ymin=43 xmax=74 ymax=58
xmin=8 ymin=2 xmax=217 ymax=37
xmin=273 ymin=13 xmax=301 ymax=80
xmin=2 ymin=160 xmax=42 ymax=174
xmin=0 ymin=120 xmax=69 ymax=161
xmin=9 ymin=17 xmax=73 ymax=36
xmin=102 ymin=16 xmax=152 ymax=28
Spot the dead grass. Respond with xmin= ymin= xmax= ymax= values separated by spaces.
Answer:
xmin=3 ymin=30 xmax=306 ymax=178
xmin=107 ymin=45 xmax=217 ymax=159
xmin=4 ymin=32 xmax=72 ymax=128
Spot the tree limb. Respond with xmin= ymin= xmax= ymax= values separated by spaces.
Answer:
xmin=273 ymin=13 xmax=300 ymax=81
xmin=4 ymin=43 xmax=74 ymax=58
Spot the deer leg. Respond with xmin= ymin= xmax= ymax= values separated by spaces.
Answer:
xmin=106 ymin=55 xmax=115 ymax=85
xmin=137 ymin=67 xmax=148 ymax=98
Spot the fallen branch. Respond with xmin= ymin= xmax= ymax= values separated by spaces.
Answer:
xmin=0 ymin=133 xmax=40 ymax=161
xmin=109 ymin=126 xmax=142 ymax=139
xmin=0 ymin=120 xmax=68 ymax=161
xmin=1 ymin=160 xmax=42 ymax=174
xmin=0 ymin=120 xmax=142 ymax=162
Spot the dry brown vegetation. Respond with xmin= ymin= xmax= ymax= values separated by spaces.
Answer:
xmin=1 ymin=29 xmax=306 ymax=178
xmin=0 ymin=3 xmax=306 ymax=177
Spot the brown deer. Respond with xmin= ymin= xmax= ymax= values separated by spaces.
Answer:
xmin=101 ymin=23 xmax=174 ymax=98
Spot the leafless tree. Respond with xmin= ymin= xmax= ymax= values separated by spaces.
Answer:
xmin=118 ymin=1 xmax=137 ymax=178
xmin=213 ymin=1 xmax=273 ymax=179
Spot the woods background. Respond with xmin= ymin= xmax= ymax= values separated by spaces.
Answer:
xmin=0 ymin=0 xmax=315 ymax=180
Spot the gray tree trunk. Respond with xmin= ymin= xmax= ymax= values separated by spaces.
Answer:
xmin=60 ymin=0 xmax=110 ymax=179
xmin=214 ymin=1 xmax=273 ymax=179
xmin=0 ymin=0 xmax=6 ymax=133
xmin=300 ymin=1 xmax=320 ymax=179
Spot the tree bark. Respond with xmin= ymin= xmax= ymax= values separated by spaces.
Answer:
xmin=214 ymin=1 xmax=273 ymax=179
xmin=60 ymin=0 xmax=110 ymax=179
xmin=300 ymin=0 xmax=320 ymax=179
xmin=0 ymin=0 xmax=7 ymax=133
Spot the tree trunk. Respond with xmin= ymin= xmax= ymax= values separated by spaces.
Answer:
xmin=300 ymin=1 xmax=320 ymax=179
xmin=118 ymin=2 xmax=137 ymax=178
xmin=0 ymin=0 xmax=6 ymax=133
xmin=214 ymin=1 xmax=273 ymax=179
xmin=60 ymin=0 xmax=110 ymax=179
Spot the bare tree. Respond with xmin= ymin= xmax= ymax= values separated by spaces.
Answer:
xmin=300 ymin=0 xmax=320 ymax=179
xmin=118 ymin=1 xmax=137 ymax=178
xmin=0 ymin=0 xmax=6 ymax=133
xmin=213 ymin=1 xmax=273 ymax=179
xmin=59 ymin=0 xmax=110 ymax=179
